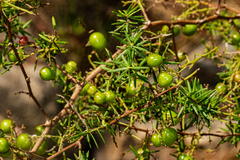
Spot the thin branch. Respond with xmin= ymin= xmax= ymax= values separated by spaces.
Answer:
xmin=50 ymin=44 xmax=127 ymax=127
xmin=56 ymin=94 xmax=88 ymax=129
xmin=178 ymin=131 xmax=240 ymax=138
xmin=216 ymin=0 xmax=221 ymax=14
xmin=4 ymin=1 xmax=240 ymax=159
xmin=8 ymin=3 xmax=50 ymax=20
xmin=43 ymin=43 xmax=200 ymax=159
xmin=33 ymin=45 xmax=126 ymax=159
xmin=15 ymin=91 xmax=29 ymax=95
xmin=137 ymin=0 xmax=150 ymax=22
xmin=150 ymin=15 xmax=240 ymax=27
xmin=0 ymin=9 xmax=53 ymax=159
xmin=109 ymin=85 xmax=180 ymax=126
xmin=0 ymin=10 xmax=50 ymax=122
xmin=222 ymin=4 xmax=240 ymax=14
xmin=46 ymin=136 xmax=84 ymax=160
xmin=146 ymin=0 xmax=165 ymax=12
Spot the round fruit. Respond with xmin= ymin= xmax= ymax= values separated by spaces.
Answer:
xmin=162 ymin=25 xmax=169 ymax=33
xmin=87 ymin=85 xmax=97 ymax=95
xmin=162 ymin=128 xmax=178 ymax=147
xmin=147 ymin=54 xmax=162 ymax=67
xmin=71 ymin=114 xmax=78 ymax=121
xmin=162 ymin=110 xmax=179 ymax=126
xmin=19 ymin=36 xmax=28 ymax=46
xmin=104 ymin=90 xmax=116 ymax=102
xmin=234 ymin=128 xmax=240 ymax=142
xmin=0 ymin=149 xmax=11 ymax=158
xmin=233 ymin=73 xmax=240 ymax=83
xmin=40 ymin=67 xmax=55 ymax=81
xmin=89 ymin=32 xmax=107 ymax=50
xmin=8 ymin=50 xmax=18 ymax=62
xmin=18 ymin=48 xmax=25 ymax=55
xmin=126 ymin=80 xmax=141 ymax=96
xmin=178 ymin=153 xmax=187 ymax=160
xmin=94 ymin=92 xmax=106 ymax=104
xmin=151 ymin=134 xmax=162 ymax=147
xmin=8 ymin=49 xmax=24 ymax=63
xmin=215 ymin=83 xmax=226 ymax=93
xmin=36 ymin=140 xmax=48 ymax=155
xmin=35 ymin=126 xmax=45 ymax=136
xmin=232 ymin=33 xmax=240 ymax=45
xmin=182 ymin=24 xmax=198 ymax=36
xmin=137 ymin=148 xmax=144 ymax=155
xmin=16 ymin=133 xmax=32 ymax=151
xmin=8 ymin=54 xmax=17 ymax=62
xmin=80 ymin=83 xmax=91 ymax=96
xmin=66 ymin=61 xmax=77 ymax=73
xmin=173 ymin=25 xmax=180 ymax=37
xmin=0 ymin=138 xmax=9 ymax=153
xmin=175 ymin=52 xmax=186 ymax=62
xmin=0 ymin=119 xmax=14 ymax=134
xmin=157 ymin=72 xmax=173 ymax=88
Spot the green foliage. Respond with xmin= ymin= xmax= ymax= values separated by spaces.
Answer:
xmin=1 ymin=0 xmax=240 ymax=159
xmin=178 ymin=78 xmax=219 ymax=127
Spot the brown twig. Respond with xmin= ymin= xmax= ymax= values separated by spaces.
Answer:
xmin=177 ymin=131 xmax=240 ymax=138
xmin=222 ymin=4 xmax=240 ymax=14
xmin=44 ymin=41 xmax=200 ymax=159
xmin=0 ymin=9 xmax=53 ymax=159
xmin=4 ymin=1 xmax=240 ymax=159
xmin=56 ymin=94 xmax=88 ymax=129
xmin=8 ymin=3 xmax=50 ymax=21
xmin=216 ymin=0 xmax=221 ymax=14
xmin=109 ymin=85 xmax=180 ymax=126
xmin=50 ymin=45 xmax=127 ymax=126
xmin=146 ymin=0 xmax=165 ymax=12
xmin=150 ymin=15 xmax=240 ymax=27
xmin=34 ymin=45 xmax=126 ymax=159
xmin=0 ymin=10 xmax=50 ymax=122
xmin=46 ymin=136 xmax=84 ymax=160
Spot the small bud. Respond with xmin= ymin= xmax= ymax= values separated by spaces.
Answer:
xmin=19 ymin=36 xmax=28 ymax=46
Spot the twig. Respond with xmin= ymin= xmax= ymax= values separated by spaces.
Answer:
xmin=177 ymin=131 xmax=240 ymax=138
xmin=150 ymin=14 xmax=240 ymax=27
xmin=8 ymin=3 xmax=50 ymax=20
xmin=56 ymin=94 xmax=88 ymax=130
xmin=46 ymin=136 xmax=84 ymax=160
xmin=41 ymin=3 xmax=203 ymax=158
xmin=0 ymin=9 xmax=50 ymax=122
xmin=146 ymin=0 xmax=165 ymax=12
xmin=50 ymin=45 xmax=127 ymax=127
xmin=216 ymin=0 xmax=221 ymax=14
xmin=15 ymin=91 xmax=29 ymax=95
xmin=45 ymin=65 xmax=199 ymax=159
xmin=137 ymin=0 xmax=150 ymax=22
xmin=35 ymin=45 xmax=126 ymax=159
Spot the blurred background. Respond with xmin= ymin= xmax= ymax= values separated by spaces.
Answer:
xmin=26 ymin=0 xmax=123 ymax=74
xmin=1 ymin=0 xmax=240 ymax=159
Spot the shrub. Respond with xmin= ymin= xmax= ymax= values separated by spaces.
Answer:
xmin=0 ymin=0 xmax=240 ymax=159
